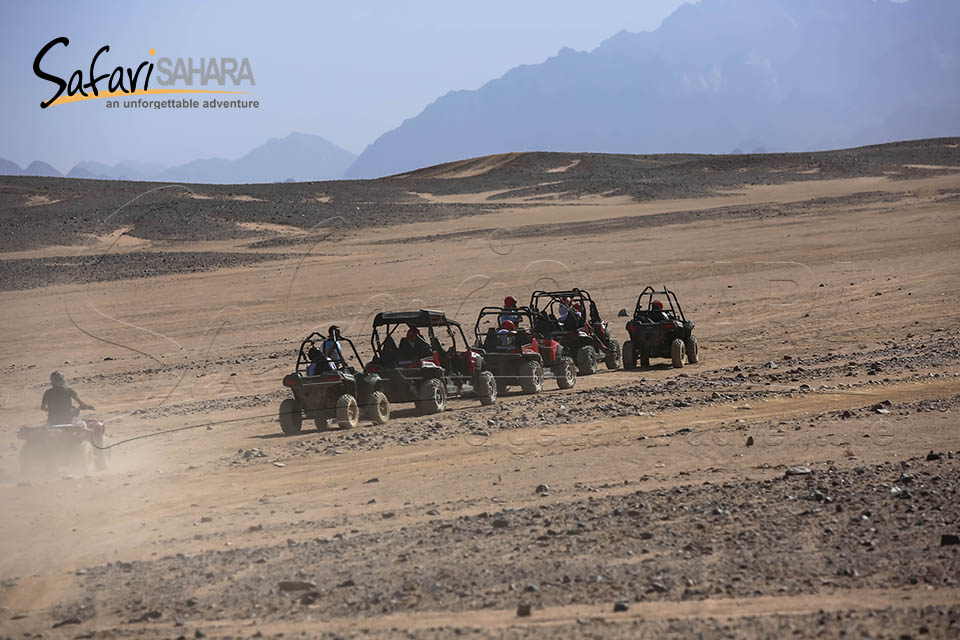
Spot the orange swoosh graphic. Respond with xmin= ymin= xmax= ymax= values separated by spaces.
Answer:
xmin=48 ymin=88 xmax=250 ymax=107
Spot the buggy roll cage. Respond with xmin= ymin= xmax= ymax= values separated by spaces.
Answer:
xmin=529 ymin=288 xmax=602 ymax=324
xmin=472 ymin=306 xmax=541 ymax=341
xmin=628 ymin=286 xmax=687 ymax=323
xmin=370 ymin=309 xmax=470 ymax=358
xmin=295 ymin=331 xmax=362 ymax=374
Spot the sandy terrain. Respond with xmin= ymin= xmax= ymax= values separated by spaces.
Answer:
xmin=0 ymin=139 xmax=958 ymax=638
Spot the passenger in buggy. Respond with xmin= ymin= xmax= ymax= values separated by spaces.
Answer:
xmin=306 ymin=345 xmax=337 ymax=375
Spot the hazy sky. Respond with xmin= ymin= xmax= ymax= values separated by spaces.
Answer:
xmin=0 ymin=0 xmax=690 ymax=171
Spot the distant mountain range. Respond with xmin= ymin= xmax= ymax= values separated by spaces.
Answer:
xmin=345 ymin=0 xmax=960 ymax=178
xmin=0 ymin=132 xmax=356 ymax=184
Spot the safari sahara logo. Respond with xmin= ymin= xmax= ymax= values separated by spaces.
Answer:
xmin=33 ymin=37 xmax=255 ymax=108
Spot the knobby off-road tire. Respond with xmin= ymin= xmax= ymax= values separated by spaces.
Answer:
xmin=685 ymin=335 xmax=700 ymax=364
xmin=671 ymin=339 xmax=686 ymax=368
xmin=622 ymin=340 xmax=637 ymax=370
xmin=279 ymin=398 xmax=303 ymax=435
xmin=519 ymin=360 xmax=544 ymax=395
xmin=605 ymin=339 xmax=621 ymax=370
xmin=555 ymin=357 xmax=577 ymax=390
xmin=416 ymin=378 xmax=447 ymax=414
xmin=367 ymin=391 xmax=390 ymax=425
xmin=639 ymin=344 xmax=651 ymax=368
xmin=576 ymin=346 xmax=598 ymax=376
xmin=336 ymin=394 xmax=360 ymax=429
xmin=478 ymin=371 xmax=497 ymax=406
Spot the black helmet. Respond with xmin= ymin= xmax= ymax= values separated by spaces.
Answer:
xmin=50 ymin=371 xmax=66 ymax=387
xmin=307 ymin=346 xmax=323 ymax=362
xmin=328 ymin=325 xmax=341 ymax=338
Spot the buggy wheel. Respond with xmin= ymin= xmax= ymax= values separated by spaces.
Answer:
xmin=605 ymin=339 xmax=621 ymax=370
xmin=576 ymin=346 xmax=598 ymax=376
xmin=496 ymin=379 xmax=509 ymax=396
xmin=671 ymin=339 xmax=686 ymax=368
xmin=336 ymin=394 xmax=360 ymax=429
xmin=478 ymin=371 xmax=497 ymax=406
xmin=519 ymin=361 xmax=544 ymax=395
xmin=685 ymin=335 xmax=699 ymax=364
xmin=622 ymin=340 xmax=636 ymax=370
xmin=555 ymin=357 xmax=576 ymax=389
xmin=279 ymin=398 xmax=303 ymax=435
xmin=415 ymin=378 xmax=447 ymax=414
xmin=639 ymin=345 xmax=651 ymax=368
xmin=368 ymin=391 xmax=390 ymax=425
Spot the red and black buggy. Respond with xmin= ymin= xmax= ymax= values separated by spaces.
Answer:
xmin=366 ymin=310 xmax=496 ymax=414
xmin=473 ymin=305 xmax=577 ymax=395
xmin=528 ymin=288 xmax=621 ymax=375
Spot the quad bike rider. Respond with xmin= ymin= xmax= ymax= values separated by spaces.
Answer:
xmin=19 ymin=371 xmax=108 ymax=476
xmin=279 ymin=327 xmax=390 ymax=434
xmin=619 ymin=286 xmax=699 ymax=368
xmin=366 ymin=309 xmax=496 ymax=414
xmin=474 ymin=304 xmax=576 ymax=395
xmin=528 ymin=288 xmax=621 ymax=375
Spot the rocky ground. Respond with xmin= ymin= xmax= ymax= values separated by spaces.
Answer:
xmin=1 ymin=140 xmax=959 ymax=638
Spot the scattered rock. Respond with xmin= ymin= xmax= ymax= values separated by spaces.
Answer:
xmin=364 ymin=477 xmax=380 ymax=484
xmin=941 ymin=534 xmax=960 ymax=546
xmin=927 ymin=451 xmax=942 ymax=461
xmin=785 ymin=466 xmax=813 ymax=477
xmin=492 ymin=518 xmax=510 ymax=529
xmin=535 ymin=484 xmax=550 ymax=494
xmin=52 ymin=616 xmax=82 ymax=628
xmin=516 ymin=604 xmax=532 ymax=617
xmin=745 ymin=436 xmax=754 ymax=447
xmin=613 ymin=600 xmax=630 ymax=612
xmin=278 ymin=580 xmax=316 ymax=592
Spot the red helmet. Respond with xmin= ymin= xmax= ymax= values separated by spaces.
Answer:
xmin=651 ymin=300 xmax=664 ymax=310
xmin=406 ymin=327 xmax=420 ymax=340
xmin=572 ymin=302 xmax=582 ymax=312
xmin=504 ymin=295 xmax=517 ymax=308
xmin=500 ymin=320 xmax=516 ymax=331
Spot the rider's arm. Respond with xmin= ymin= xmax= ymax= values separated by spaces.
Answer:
xmin=40 ymin=390 xmax=48 ymax=411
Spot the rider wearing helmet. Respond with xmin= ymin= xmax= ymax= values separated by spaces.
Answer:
xmin=497 ymin=319 xmax=517 ymax=348
xmin=399 ymin=326 xmax=432 ymax=363
xmin=41 ymin=371 xmax=93 ymax=426
xmin=498 ymin=296 xmax=520 ymax=327
xmin=649 ymin=300 xmax=673 ymax=323
xmin=321 ymin=325 xmax=343 ymax=365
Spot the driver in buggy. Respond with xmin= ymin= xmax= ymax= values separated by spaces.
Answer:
xmin=648 ymin=300 xmax=675 ymax=323
xmin=398 ymin=327 xmax=433 ymax=364
xmin=41 ymin=371 xmax=93 ymax=426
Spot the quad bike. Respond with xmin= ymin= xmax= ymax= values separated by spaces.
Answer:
xmin=279 ymin=331 xmax=390 ymax=434
xmin=473 ymin=305 xmax=576 ymax=395
xmin=366 ymin=309 xmax=496 ymax=414
xmin=528 ymin=288 xmax=620 ymax=376
xmin=18 ymin=411 xmax=109 ymax=477
xmin=619 ymin=285 xmax=699 ymax=369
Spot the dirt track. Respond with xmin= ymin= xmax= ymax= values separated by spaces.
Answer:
xmin=1 ymin=140 xmax=959 ymax=638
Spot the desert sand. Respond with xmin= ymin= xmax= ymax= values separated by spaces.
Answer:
xmin=0 ymin=140 xmax=958 ymax=638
